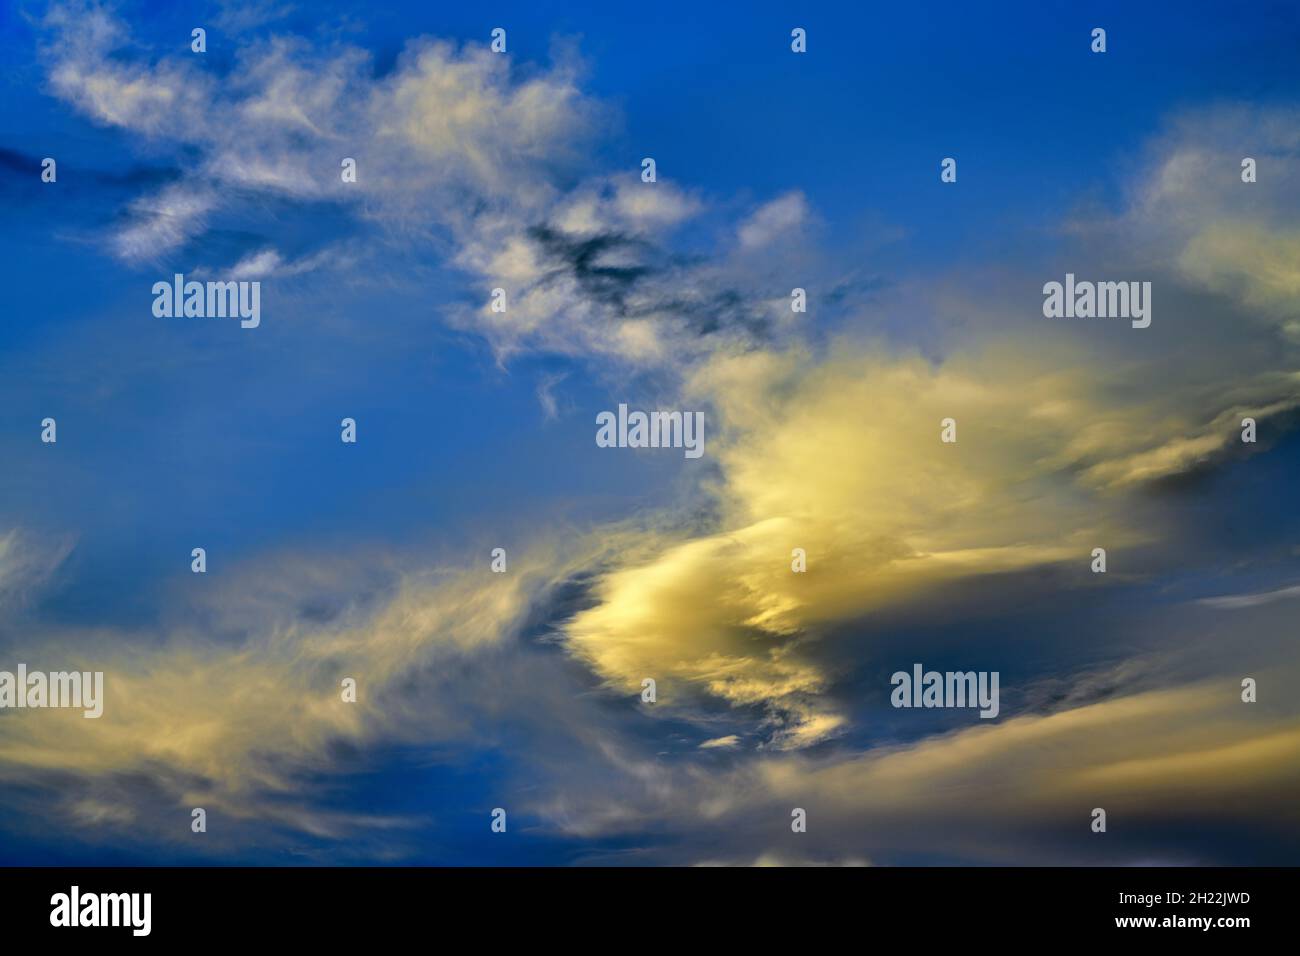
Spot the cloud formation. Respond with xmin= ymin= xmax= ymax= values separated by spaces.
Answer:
xmin=4 ymin=3 xmax=1300 ymax=866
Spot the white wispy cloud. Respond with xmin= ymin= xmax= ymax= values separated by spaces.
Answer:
xmin=1199 ymin=582 xmax=1300 ymax=609
xmin=737 ymin=191 xmax=809 ymax=249
xmin=0 ymin=529 xmax=73 ymax=616
xmin=108 ymin=182 xmax=217 ymax=264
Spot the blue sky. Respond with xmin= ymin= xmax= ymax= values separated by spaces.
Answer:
xmin=2 ymin=0 xmax=1300 ymax=865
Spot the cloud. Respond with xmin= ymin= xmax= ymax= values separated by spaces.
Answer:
xmin=0 ymin=530 xmax=73 ymax=616
xmin=737 ymin=192 xmax=809 ymax=249
xmin=13 ymin=9 xmax=1300 ymax=865
xmin=36 ymin=3 xmax=601 ymax=271
xmin=561 ymin=341 xmax=1154 ymax=747
xmin=1199 ymin=582 xmax=1300 ymax=609
xmin=34 ymin=3 xmax=786 ymax=374
xmin=226 ymin=246 xmax=345 ymax=279
xmin=1180 ymin=224 xmax=1300 ymax=329
xmin=0 ymin=545 xmax=561 ymax=846
xmin=695 ymin=853 xmax=871 ymax=866
xmin=743 ymin=675 xmax=1300 ymax=864
xmin=107 ymin=182 xmax=217 ymax=264
xmin=611 ymin=180 xmax=701 ymax=229
xmin=550 ymin=113 xmax=1300 ymax=741
xmin=535 ymin=372 xmax=567 ymax=422
xmin=214 ymin=0 xmax=295 ymax=33
xmin=537 ymin=629 xmax=1300 ymax=864
xmin=40 ymin=2 xmax=213 ymax=138
xmin=375 ymin=39 xmax=596 ymax=200
xmin=1118 ymin=104 xmax=1300 ymax=332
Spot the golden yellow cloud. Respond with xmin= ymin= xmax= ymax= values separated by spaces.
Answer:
xmin=756 ymin=673 xmax=1300 ymax=841
xmin=0 ymin=554 xmax=547 ymax=816
xmin=565 ymin=341 xmax=1159 ymax=744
